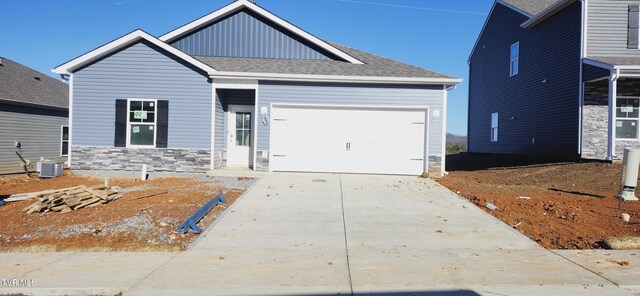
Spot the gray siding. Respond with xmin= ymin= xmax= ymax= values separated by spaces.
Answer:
xmin=468 ymin=2 xmax=582 ymax=157
xmin=171 ymin=9 xmax=333 ymax=60
xmin=257 ymin=81 xmax=445 ymax=156
xmin=73 ymin=41 xmax=212 ymax=150
xmin=214 ymin=92 xmax=224 ymax=168
xmin=587 ymin=0 xmax=640 ymax=57
xmin=0 ymin=103 xmax=68 ymax=174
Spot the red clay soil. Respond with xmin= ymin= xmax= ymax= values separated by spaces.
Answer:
xmin=0 ymin=172 xmax=248 ymax=252
xmin=438 ymin=154 xmax=640 ymax=250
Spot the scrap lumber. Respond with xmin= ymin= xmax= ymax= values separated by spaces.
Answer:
xmin=20 ymin=185 xmax=122 ymax=214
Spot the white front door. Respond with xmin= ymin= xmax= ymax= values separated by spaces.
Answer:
xmin=227 ymin=105 xmax=254 ymax=167
xmin=270 ymin=105 xmax=427 ymax=175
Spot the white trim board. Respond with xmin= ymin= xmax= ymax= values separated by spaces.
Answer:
xmin=52 ymin=30 xmax=217 ymax=75
xmin=159 ymin=0 xmax=364 ymax=65
xmin=211 ymin=72 xmax=461 ymax=85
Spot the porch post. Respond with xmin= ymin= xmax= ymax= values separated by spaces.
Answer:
xmin=607 ymin=70 xmax=619 ymax=160
xmin=211 ymin=81 xmax=217 ymax=171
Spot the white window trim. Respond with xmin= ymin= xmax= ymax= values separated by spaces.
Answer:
xmin=126 ymin=98 xmax=158 ymax=148
xmin=491 ymin=112 xmax=499 ymax=142
xmin=510 ymin=42 xmax=519 ymax=77
xmin=614 ymin=96 xmax=640 ymax=141
xmin=60 ymin=125 xmax=69 ymax=156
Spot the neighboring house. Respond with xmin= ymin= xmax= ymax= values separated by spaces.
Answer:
xmin=0 ymin=58 xmax=68 ymax=174
xmin=53 ymin=0 xmax=460 ymax=176
xmin=469 ymin=0 xmax=640 ymax=161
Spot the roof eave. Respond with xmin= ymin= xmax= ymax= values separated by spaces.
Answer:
xmin=521 ymin=0 xmax=578 ymax=28
xmin=52 ymin=29 xmax=217 ymax=76
xmin=0 ymin=98 xmax=68 ymax=111
xmin=210 ymin=71 xmax=462 ymax=85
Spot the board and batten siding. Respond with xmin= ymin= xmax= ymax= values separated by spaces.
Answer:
xmin=73 ymin=41 xmax=212 ymax=150
xmin=0 ymin=103 xmax=67 ymax=174
xmin=257 ymin=81 xmax=445 ymax=156
xmin=171 ymin=9 xmax=333 ymax=60
xmin=468 ymin=2 xmax=582 ymax=157
xmin=587 ymin=0 xmax=640 ymax=57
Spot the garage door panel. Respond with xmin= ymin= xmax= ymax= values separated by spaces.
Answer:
xmin=270 ymin=106 xmax=426 ymax=175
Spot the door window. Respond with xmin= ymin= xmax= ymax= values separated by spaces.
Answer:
xmin=235 ymin=112 xmax=251 ymax=146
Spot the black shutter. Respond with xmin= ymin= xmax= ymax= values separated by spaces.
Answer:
xmin=156 ymin=100 xmax=169 ymax=148
xmin=629 ymin=5 xmax=639 ymax=49
xmin=114 ymin=99 xmax=127 ymax=147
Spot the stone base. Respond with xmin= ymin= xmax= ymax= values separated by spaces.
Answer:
xmin=428 ymin=156 xmax=443 ymax=177
xmin=581 ymin=105 xmax=608 ymax=159
xmin=71 ymin=147 xmax=211 ymax=173
xmin=255 ymin=150 xmax=269 ymax=171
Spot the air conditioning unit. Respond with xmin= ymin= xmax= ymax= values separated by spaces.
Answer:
xmin=38 ymin=162 xmax=63 ymax=178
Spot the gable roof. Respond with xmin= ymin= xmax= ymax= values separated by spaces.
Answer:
xmin=197 ymin=42 xmax=458 ymax=84
xmin=0 ymin=58 xmax=68 ymax=110
xmin=159 ymin=0 xmax=364 ymax=65
xmin=500 ymin=0 xmax=561 ymax=16
xmin=52 ymin=1 xmax=459 ymax=85
xmin=53 ymin=30 xmax=216 ymax=76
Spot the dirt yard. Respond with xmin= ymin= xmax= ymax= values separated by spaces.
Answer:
xmin=438 ymin=153 xmax=640 ymax=250
xmin=0 ymin=172 xmax=255 ymax=252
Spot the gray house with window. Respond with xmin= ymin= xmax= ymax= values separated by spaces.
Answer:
xmin=0 ymin=58 xmax=68 ymax=174
xmin=53 ymin=0 xmax=460 ymax=176
xmin=469 ymin=0 xmax=640 ymax=160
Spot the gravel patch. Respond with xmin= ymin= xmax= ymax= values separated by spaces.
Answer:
xmin=213 ymin=177 xmax=257 ymax=190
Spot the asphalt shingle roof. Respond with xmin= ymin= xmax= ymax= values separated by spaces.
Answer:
xmin=195 ymin=42 xmax=456 ymax=79
xmin=589 ymin=56 xmax=640 ymax=66
xmin=0 ymin=58 xmax=68 ymax=109
xmin=500 ymin=0 xmax=561 ymax=15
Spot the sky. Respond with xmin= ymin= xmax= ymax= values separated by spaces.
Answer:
xmin=0 ymin=0 xmax=493 ymax=136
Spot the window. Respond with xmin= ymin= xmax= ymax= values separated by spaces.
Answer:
xmin=491 ymin=112 xmax=499 ymax=142
xmin=616 ymin=97 xmax=640 ymax=139
xmin=61 ymin=125 xmax=69 ymax=156
xmin=127 ymin=99 xmax=156 ymax=147
xmin=235 ymin=112 xmax=251 ymax=146
xmin=510 ymin=42 xmax=519 ymax=77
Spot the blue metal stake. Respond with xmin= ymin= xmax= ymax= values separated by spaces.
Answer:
xmin=177 ymin=193 xmax=227 ymax=234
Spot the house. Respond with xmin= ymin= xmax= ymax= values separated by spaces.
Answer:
xmin=53 ymin=0 xmax=460 ymax=176
xmin=0 ymin=58 xmax=68 ymax=174
xmin=469 ymin=0 xmax=640 ymax=161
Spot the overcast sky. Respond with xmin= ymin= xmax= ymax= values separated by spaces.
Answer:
xmin=1 ymin=0 xmax=493 ymax=136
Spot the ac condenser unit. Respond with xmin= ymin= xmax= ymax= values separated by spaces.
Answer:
xmin=38 ymin=162 xmax=63 ymax=178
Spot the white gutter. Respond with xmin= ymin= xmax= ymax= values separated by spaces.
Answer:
xmin=210 ymin=72 xmax=462 ymax=85
xmin=607 ymin=68 xmax=620 ymax=160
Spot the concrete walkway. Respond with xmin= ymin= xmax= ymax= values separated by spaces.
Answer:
xmin=0 ymin=173 xmax=637 ymax=295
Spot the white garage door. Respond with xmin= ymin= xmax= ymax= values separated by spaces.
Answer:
xmin=269 ymin=105 xmax=428 ymax=175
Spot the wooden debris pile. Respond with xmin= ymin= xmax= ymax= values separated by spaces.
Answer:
xmin=15 ymin=185 xmax=123 ymax=214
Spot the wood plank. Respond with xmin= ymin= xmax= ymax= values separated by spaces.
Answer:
xmin=79 ymin=185 xmax=110 ymax=200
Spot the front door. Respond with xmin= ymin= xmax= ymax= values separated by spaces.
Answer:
xmin=227 ymin=105 xmax=254 ymax=167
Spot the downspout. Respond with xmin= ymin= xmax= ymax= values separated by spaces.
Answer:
xmin=607 ymin=68 xmax=620 ymax=160
xmin=578 ymin=0 xmax=587 ymax=156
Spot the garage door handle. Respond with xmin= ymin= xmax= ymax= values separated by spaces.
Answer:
xmin=411 ymin=158 xmax=424 ymax=161
xmin=412 ymin=122 xmax=425 ymax=125
xmin=273 ymin=155 xmax=286 ymax=157
xmin=273 ymin=118 xmax=287 ymax=121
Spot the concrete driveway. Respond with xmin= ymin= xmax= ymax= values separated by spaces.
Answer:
xmin=0 ymin=173 xmax=634 ymax=295
xmin=127 ymin=173 xmax=631 ymax=295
